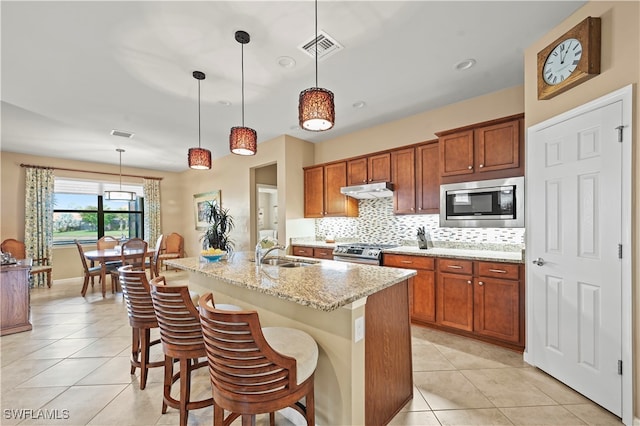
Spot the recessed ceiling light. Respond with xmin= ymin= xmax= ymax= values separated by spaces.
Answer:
xmin=218 ymin=100 xmax=232 ymax=107
xmin=455 ymin=58 xmax=476 ymax=71
xmin=277 ymin=56 xmax=296 ymax=69
xmin=352 ymin=101 xmax=366 ymax=109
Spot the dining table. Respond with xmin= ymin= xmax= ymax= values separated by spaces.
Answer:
xmin=83 ymin=248 xmax=155 ymax=296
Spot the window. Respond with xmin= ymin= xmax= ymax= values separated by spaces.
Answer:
xmin=53 ymin=178 xmax=144 ymax=245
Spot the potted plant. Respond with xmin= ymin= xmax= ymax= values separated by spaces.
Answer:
xmin=200 ymin=201 xmax=235 ymax=253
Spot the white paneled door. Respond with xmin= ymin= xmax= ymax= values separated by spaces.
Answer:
xmin=527 ymin=100 xmax=623 ymax=416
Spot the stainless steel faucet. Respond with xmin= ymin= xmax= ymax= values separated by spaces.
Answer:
xmin=259 ymin=245 xmax=285 ymax=264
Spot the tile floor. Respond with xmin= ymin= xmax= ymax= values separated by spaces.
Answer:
xmin=1 ymin=272 xmax=623 ymax=426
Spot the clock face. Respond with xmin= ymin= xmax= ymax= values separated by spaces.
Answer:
xmin=543 ymin=38 xmax=583 ymax=85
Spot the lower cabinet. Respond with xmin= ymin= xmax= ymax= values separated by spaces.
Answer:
xmin=383 ymin=253 xmax=524 ymax=350
xmin=291 ymin=245 xmax=334 ymax=260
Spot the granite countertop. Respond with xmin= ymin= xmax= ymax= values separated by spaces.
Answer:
xmin=164 ymin=252 xmax=416 ymax=312
xmin=383 ymin=246 xmax=524 ymax=264
xmin=290 ymin=240 xmax=337 ymax=248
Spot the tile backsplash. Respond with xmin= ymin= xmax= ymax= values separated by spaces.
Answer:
xmin=315 ymin=198 xmax=525 ymax=246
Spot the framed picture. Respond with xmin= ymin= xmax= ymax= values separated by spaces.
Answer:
xmin=193 ymin=190 xmax=221 ymax=230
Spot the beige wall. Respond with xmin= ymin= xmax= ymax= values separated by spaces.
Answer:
xmin=524 ymin=1 xmax=639 ymax=418
xmin=0 ymin=151 xmax=183 ymax=280
xmin=314 ymin=85 xmax=524 ymax=164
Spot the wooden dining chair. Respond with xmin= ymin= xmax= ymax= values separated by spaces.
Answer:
xmin=198 ymin=293 xmax=318 ymax=426
xmin=157 ymin=232 xmax=184 ymax=271
xmin=74 ymin=240 xmax=104 ymax=297
xmin=111 ymin=238 xmax=147 ymax=293
xmin=118 ymin=265 xmax=163 ymax=389
xmin=1 ymin=238 xmax=52 ymax=287
xmin=96 ymin=235 xmax=119 ymax=250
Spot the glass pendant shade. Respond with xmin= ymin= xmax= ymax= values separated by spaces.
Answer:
xmin=298 ymin=87 xmax=335 ymax=131
xmin=188 ymin=147 xmax=212 ymax=170
xmin=230 ymin=126 xmax=257 ymax=156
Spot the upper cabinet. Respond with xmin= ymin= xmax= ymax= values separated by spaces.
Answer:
xmin=391 ymin=140 xmax=440 ymax=215
xmin=347 ymin=153 xmax=391 ymax=186
xmin=304 ymin=162 xmax=359 ymax=218
xmin=437 ymin=114 xmax=524 ymax=184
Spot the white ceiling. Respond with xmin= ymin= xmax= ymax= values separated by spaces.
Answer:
xmin=1 ymin=1 xmax=585 ymax=172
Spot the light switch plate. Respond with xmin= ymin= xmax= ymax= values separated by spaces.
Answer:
xmin=354 ymin=316 xmax=365 ymax=342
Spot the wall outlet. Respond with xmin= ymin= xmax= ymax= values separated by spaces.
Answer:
xmin=354 ymin=316 xmax=365 ymax=342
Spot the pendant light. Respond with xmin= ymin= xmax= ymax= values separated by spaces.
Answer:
xmin=188 ymin=71 xmax=212 ymax=169
xmin=298 ymin=0 xmax=335 ymax=131
xmin=230 ymin=30 xmax=257 ymax=156
xmin=104 ymin=149 xmax=136 ymax=201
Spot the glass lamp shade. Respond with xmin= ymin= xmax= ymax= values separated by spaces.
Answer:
xmin=188 ymin=147 xmax=212 ymax=170
xmin=298 ymin=87 xmax=335 ymax=131
xmin=229 ymin=126 xmax=257 ymax=156
xmin=104 ymin=190 xmax=136 ymax=201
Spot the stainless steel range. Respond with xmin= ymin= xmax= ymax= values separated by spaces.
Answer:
xmin=332 ymin=243 xmax=398 ymax=265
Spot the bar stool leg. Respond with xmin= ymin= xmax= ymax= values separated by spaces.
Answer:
xmin=139 ymin=329 xmax=151 ymax=389
xmin=162 ymin=355 xmax=172 ymax=414
xmin=130 ymin=328 xmax=140 ymax=375
xmin=179 ymin=358 xmax=191 ymax=426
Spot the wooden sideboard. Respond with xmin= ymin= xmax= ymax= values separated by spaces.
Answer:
xmin=1 ymin=263 xmax=32 ymax=335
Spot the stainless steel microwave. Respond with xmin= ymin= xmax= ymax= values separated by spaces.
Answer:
xmin=440 ymin=177 xmax=524 ymax=228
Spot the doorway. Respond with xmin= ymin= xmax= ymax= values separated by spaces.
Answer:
xmin=525 ymin=85 xmax=632 ymax=424
xmin=252 ymin=163 xmax=278 ymax=248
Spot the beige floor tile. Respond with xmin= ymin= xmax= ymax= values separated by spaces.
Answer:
xmin=412 ymin=342 xmax=456 ymax=372
xmin=388 ymin=410 xmax=441 ymax=425
xmin=435 ymin=408 xmax=513 ymax=425
xmin=0 ymin=339 xmax=58 ymax=366
xmin=76 ymin=356 xmax=141 ymax=386
xmin=68 ymin=336 xmax=130 ymax=358
xmin=21 ymin=338 xmax=98 ymax=360
xmin=18 ymin=357 xmax=108 ymax=387
xmin=1 ymin=358 xmax=62 ymax=391
xmin=22 ymin=324 xmax=91 ymax=340
xmin=18 ymin=384 xmax=127 ymax=425
xmin=434 ymin=343 xmax=513 ymax=370
xmin=499 ymin=405 xmax=586 ymax=425
xmin=413 ymin=370 xmax=494 ymax=410
xmin=462 ymin=368 xmax=557 ymax=407
xmin=400 ymin=386 xmax=432 ymax=412
xmin=564 ymin=404 xmax=623 ymax=425
xmin=87 ymin=382 xmax=165 ymax=425
xmin=64 ymin=323 xmax=125 ymax=339
xmin=0 ymin=386 xmax=68 ymax=425
xmin=518 ymin=368 xmax=591 ymax=405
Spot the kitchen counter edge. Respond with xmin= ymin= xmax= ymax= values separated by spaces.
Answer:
xmin=383 ymin=246 xmax=524 ymax=264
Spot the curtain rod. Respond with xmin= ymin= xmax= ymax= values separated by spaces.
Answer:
xmin=20 ymin=163 xmax=163 ymax=181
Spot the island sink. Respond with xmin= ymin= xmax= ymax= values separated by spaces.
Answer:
xmin=261 ymin=256 xmax=317 ymax=267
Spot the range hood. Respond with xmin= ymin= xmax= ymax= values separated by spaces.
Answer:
xmin=340 ymin=182 xmax=394 ymax=199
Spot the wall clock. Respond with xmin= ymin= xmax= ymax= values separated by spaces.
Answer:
xmin=537 ymin=16 xmax=601 ymax=100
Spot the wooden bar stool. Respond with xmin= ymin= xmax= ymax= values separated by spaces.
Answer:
xmin=198 ymin=293 xmax=318 ymax=426
xmin=118 ymin=265 xmax=164 ymax=389
xmin=149 ymin=277 xmax=240 ymax=426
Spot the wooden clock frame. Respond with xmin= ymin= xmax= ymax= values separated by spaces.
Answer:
xmin=537 ymin=16 xmax=601 ymax=100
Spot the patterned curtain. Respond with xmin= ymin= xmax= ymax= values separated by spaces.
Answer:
xmin=24 ymin=167 xmax=54 ymax=287
xmin=143 ymin=178 xmax=161 ymax=245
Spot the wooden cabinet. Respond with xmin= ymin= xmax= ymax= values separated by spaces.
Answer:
xmin=292 ymin=245 xmax=334 ymax=260
xmin=347 ymin=153 xmax=391 ymax=186
xmin=391 ymin=148 xmax=416 ymax=214
xmin=415 ymin=141 xmax=440 ymax=214
xmin=304 ymin=162 xmax=358 ymax=218
xmin=474 ymin=261 xmax=521 ymax=344
xmin=384 ymin=253 xmax=524 ymax=350
xmin=383 ymin=254 xmax=435 ymax=323
xmin=391 ymin=142 xmax=439 ymax=215
xmin=437 ymin=114 xmax=524 ymax=184
xmin=1 ymin=264 xmax=32 ymax=336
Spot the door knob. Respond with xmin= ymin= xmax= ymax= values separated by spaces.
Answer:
xmin=532 ymin=257 xmax=545 ymax=266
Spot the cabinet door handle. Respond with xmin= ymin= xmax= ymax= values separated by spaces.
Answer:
xmin=468 ymin=165 xmax=473 ymax=170
xmin=401 ymin=260 xmax=413 ymax=264
xmin=478 ymin=281 xmax=484 ymax=286
xmin=418 ymin=207 xmax=422 ymax=211
xmin=447 ymin=265 xmax=463 ymax=269
xmin=467 ymin=280 xmax=472 ymax=285
xmin=488 ymin=269 xmax=507 ymax=273
xmin=479 ymin=164 xmax=484 ymax=168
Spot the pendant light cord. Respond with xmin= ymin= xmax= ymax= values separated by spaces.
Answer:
xmin=119 ymin=151 xmax=122 ymax=190
xmin=197 ymin=78 xmax=202 ymax=148
xmin=241 ymin=43 xmax=245 ymax=126
xmin=315 ymin=0 xmax=318 ymax=88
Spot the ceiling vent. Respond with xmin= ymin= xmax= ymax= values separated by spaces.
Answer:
xmin=299 ymin=30 xmax=342 ymax=61
xmin=110 ymin=129 xmax=134 ymax=138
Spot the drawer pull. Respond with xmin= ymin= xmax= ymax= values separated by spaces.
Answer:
xmin=447 ymin=265 xmax=463 ymax=269
xmin=401 ymin=260 xmax=413 ymax=264
xmin=467 ymin=280 xmax=472 ymax=285
xmin=488 ymin=269 xmax=507 ymax=273
xmin=478 ymin=281 xmax=484 ymax=286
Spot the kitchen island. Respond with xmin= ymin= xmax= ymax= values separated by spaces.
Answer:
xmin=165 ymin=252 xmax=416 ymax=426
